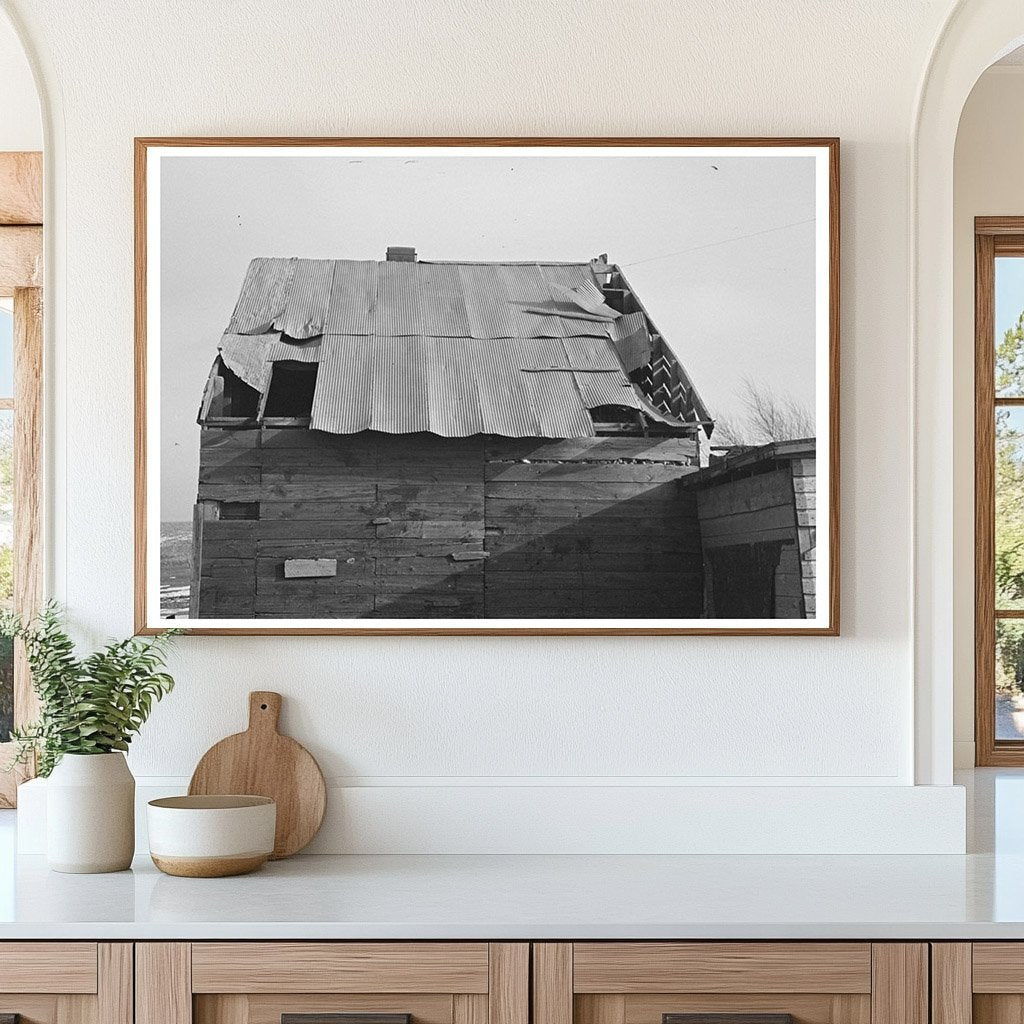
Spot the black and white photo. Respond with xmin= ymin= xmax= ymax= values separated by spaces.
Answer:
xmin=136 ymin=139 xmax=838 ymax=634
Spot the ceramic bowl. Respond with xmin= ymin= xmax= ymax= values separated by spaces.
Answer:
xmin=147 ymin=795 xmax=276 ymax=877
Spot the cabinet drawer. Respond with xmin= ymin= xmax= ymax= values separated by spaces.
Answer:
xmin=936 ymin=942 xmax=1024 ymax=1024
xmin=0 ymin=942 xmax=98 ymax=994
xmin=139 ymin=942 xmax=528 ymax=1024
xmin=0 ymin=943 xmax=130 ymax=1024
xmin=534 ymin=943 xmax=926 ymax=1024
xmin=572 ymin=943 xmax=872 ymax=994
xmin=191 ymin=943 xmax=490 ymax=994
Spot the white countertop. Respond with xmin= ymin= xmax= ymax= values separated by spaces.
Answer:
xmin=0 ymin=848 xmax=1022 ymax=940
xmin=1 ymin=769 xmax=1022 ymax=941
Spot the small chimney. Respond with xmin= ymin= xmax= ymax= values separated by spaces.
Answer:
xmin=386 ymin=246 xmax=417 ymax=262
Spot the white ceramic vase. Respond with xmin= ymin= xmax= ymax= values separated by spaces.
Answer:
xmin=46 ymin=752 xmax=135 ymax=873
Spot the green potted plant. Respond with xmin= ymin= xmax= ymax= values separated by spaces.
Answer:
xmin=2 ymin=603 xmax=178 ymax=873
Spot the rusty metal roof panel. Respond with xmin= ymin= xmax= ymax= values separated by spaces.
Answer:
xmin=424 ymin=335 xmax=483 ymax=436
xmin=267 ymin=335 xmax=322 ymax=363
xmin=228 ymin=258 xmax=295 ymax=334
xmin=497 ymin=264 xmax=565 ymax=339
xmin=560 ymin=335 xmax=623 ymax=371
xmin=323 ymin=260 xmax=376 ymax=334
xmin=518 ymin=335 xmax=572 ymax=371
xmin=525 ymin=368 xmax=595 ymax=438
xmin=609 ymin=312 xmax=653 ymax=371
xmin=275 ymin=258 xmax=334 ymax=339
xmin=218 ymin=332 xmax=276 ymax=391
xmin=222 ymin=255 xmax=702 ymax=440
xmin=575 ymin=372 xmax=645 ymax=411
xmin=470 ymin=338 xmax=540 ymax=436
xmin=309 ymin=335 xmax=372 ymax=434
xmin=458 ymin=264 xmax=516 ymax=340
xmin=373 ymin=261 xmax=423 ymax=336
xmin=369 ymin=334 xmax=430 ymax=434
xmin=417 ymin=262 xmax=471 ymax=337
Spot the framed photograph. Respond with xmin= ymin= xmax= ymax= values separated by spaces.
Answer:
xmin=135 ymin=137 xmax=839 ymax=636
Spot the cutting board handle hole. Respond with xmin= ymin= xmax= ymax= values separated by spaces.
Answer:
xmin=260 ymin=703 xmax=268 ymax=710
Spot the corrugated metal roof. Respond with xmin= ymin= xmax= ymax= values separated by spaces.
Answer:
xmin=217 ymin=255 xmax=700 ymax=440
xmin=310 ymin=335 xmax=373 ymax=433
xmin=227 ymin=258 xmax=295 ymax=335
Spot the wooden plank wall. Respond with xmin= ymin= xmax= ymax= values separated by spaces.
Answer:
xmin=194 ymin=430 xmax=704 ymax=619
xmin=196 ymin=430 xmax=487 ymax=618
xmin=483 ymin=437 xmax=703 ymax=618
xmin=695 ymin=466 xmax=806 ymax=618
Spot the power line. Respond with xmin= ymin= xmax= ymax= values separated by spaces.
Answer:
xmin=621 ymin=217 xmax=817 ymax=268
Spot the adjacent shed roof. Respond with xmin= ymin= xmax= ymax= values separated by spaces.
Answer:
xmin=215 ymin=256 xmax=703 ymax=440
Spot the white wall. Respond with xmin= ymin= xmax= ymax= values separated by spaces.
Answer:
xmin=2 ymin=0 xmax=971 ymax=852
xmin=952 ymin=66 xmax=1024 ymax=767
xmin=0 ymin=12 xmax=39 ymax=152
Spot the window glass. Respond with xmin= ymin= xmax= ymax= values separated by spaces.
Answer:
xmin=996 ymin=257 xmax=1024 ymax=397
xmin=996 ymin=406 xmax=1024 ymax=610
xmin=0 ymin=307 xmax=13 ymax=399
xmin=997 ymin=620 xmax=1024 ymax=740
xmin=0 ymin=408 xmax=13 ymax=742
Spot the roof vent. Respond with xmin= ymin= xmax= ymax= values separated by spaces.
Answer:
xmin=386 ymin=246 xmax=417 ymax=262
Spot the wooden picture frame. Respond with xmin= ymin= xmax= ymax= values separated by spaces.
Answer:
xmin=135 ymin=137 xmax=840 ymax=636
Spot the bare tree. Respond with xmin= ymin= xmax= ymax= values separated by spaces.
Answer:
xmin=712 ymin=376 xmax=815 ymax=447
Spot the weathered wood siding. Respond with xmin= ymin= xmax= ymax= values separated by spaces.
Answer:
xmin=193 ymin=429 xmax=704 ymax=619
xmin=484 ymin=437 xmax=703 ymax=618
xmin=695 ymin=462 xmax=814 ymax=619
xmin=792 ymin=456 xmax=816 ymax=618
xmin=195 ymin=430 xmax=487 ymax=619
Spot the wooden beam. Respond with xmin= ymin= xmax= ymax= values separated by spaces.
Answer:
xmin=0 ymin=226 xmax=42 ymax=296
xmin=0 ymin=153 xmax=42 ymax=225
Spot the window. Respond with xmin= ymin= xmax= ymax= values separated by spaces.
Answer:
xmin=0 ymin=305 xmax=13 ymax=744
xmin=262 ymin=361 xmax=317 ymax=421
xmin=0 ymin=288 xmax=43 ymax=806
xmin=975 ymin=220 xmax=1024 ymax=764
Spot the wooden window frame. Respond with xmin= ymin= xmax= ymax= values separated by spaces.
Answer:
xmin=975 ymin=217 xmax=1024 ymax=765
xmin=0 ymin=151 xmax=43 ymax=807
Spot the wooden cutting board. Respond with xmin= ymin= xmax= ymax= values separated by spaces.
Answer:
xmin=188 ymin=691 xmax=326 ymax=859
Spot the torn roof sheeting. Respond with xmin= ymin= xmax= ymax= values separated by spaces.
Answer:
xmin=217 ymin=255 xmax=707 ymax=440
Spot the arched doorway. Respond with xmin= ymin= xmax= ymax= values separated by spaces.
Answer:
xmin=914 ymin=1 xmax=1024 ymax=785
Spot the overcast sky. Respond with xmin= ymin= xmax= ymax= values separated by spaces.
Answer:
xmin=160 ymin=150 xmax=817 ymax=520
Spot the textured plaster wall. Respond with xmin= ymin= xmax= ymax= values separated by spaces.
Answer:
xmin=0 ymin=0 xmax=958 ymax=797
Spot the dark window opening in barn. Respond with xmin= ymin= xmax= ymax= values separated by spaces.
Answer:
xmin=219 ymin=501 xmax=259 ymax=520
xmin=591 ymin=404 xmax=643 ymax=434
xmin=704 ymin=540 xmax=787 ymax=618
xmin=263 ymin=361 xmax=318 ymax=420
xmin=203 ymin=358 xmax=260 ymax=421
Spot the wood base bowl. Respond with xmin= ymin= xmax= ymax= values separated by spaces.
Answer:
xmin=147 ymin=795 xmax=276 ymax=878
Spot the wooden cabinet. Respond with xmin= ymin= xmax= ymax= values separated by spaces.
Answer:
xmin=0 ymin=943 xmax=132 ymax=1024
xmin=532 ymin=944 xmax=928 ymax=1024
xmin=932 ymin=943 xmax=1024 ymax=1024
xmin=136 ymin=944 xmax=528 ymax=1024
xmin=0 ymin=937 xmax=965 ymax=1024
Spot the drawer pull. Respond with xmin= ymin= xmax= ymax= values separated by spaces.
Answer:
xmin=283 ymin=1016 xmax=411 ymax=1024
xmin=664 ymin=1016 xmax=794 ymax=1024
